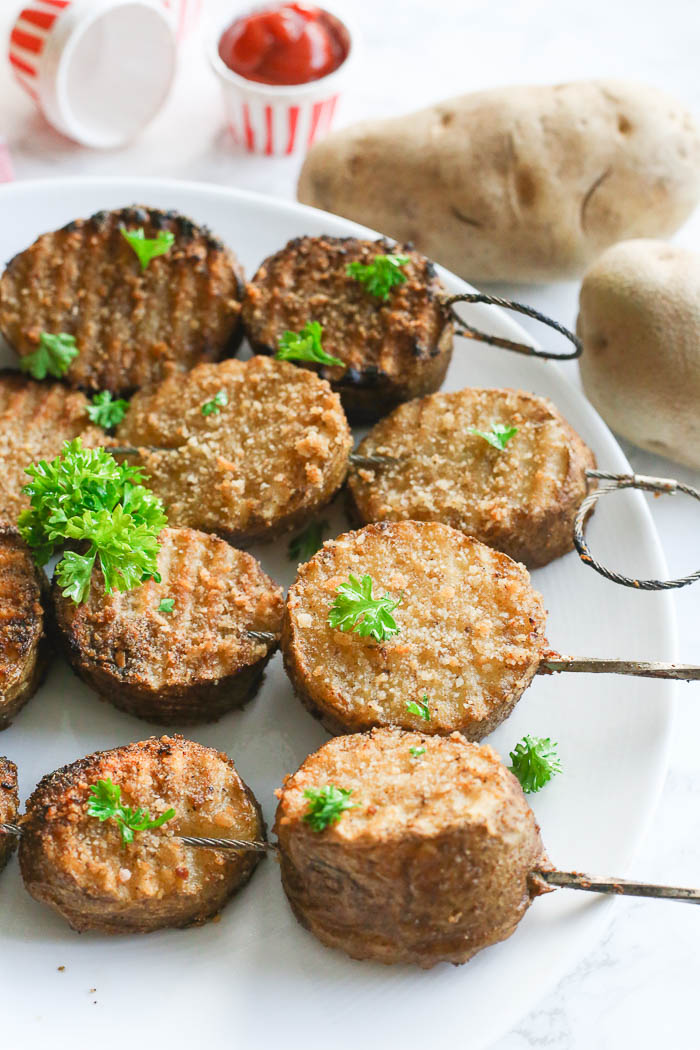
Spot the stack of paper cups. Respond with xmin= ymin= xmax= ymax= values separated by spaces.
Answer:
xmin=0 ymin=138 xmax=14 ymax=183
xmin=162 ymin=0 xmax=202 ymax=42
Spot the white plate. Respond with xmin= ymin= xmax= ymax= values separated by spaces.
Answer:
xmin=0 ymin=177 xmax=675 ymax=1050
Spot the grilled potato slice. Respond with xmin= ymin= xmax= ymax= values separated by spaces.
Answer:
xmin=0 ymin=528 xmax=48 ymax=729
xmin=0 ymin=756 xmax=18 ymax=873
xmin=52 ymin=527 xmax=283 ymax=725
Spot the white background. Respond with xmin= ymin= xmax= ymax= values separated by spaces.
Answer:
xmin=1 ymin=1 xmax=700 ymax=1046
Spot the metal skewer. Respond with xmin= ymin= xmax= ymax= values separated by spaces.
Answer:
xmin=0 ymin=821 xmax=274 ymax=853
xmin=539 ymin=656 xmax=700 ymax=681
xmin=112 ymin=444 xmax=399 ymax=471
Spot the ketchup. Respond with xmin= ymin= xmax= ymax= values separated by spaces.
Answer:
xmin=218 ymin=4 xmax=348 ymax=86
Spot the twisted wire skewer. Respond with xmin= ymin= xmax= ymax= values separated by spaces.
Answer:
xmin=441 ymin=292 xmax=583 ymax=361
xmin=0 ymin=821 xmax=275 ymax=853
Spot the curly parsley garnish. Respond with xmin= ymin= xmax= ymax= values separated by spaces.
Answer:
xmin=409 ymin=746 xmax=426 ymax=758
xmin=346 ymin=253 xmax=410 ymax=300
xmin=158 ymin=598 xmax=174 ymax=613
xmin=275 ymin=321 xmax=344 ymax=368
xmin=288 ymin=519 xmax=328 ymax=562
xmin=302 ymin=785 xmax=358 ymax=832
xmin=328 ymin=573 xmax=401 ymax=642
xmin=18 ymin=438 xmax=167 ymax=604
xmin=87 ymin=778 xmax=175 ymax=846
xmin=509 ymin=735 xmax=562 ymax=794
xmin=121 ymin=226 xmax=175 ymax=270
xmin=406 ymin=695 xmax=431 ymax=721
xmin=87 ymin=391 xmax=129 ymax=430
xmin=201 ymin=389 xmax=228 ymax=416
xmin=468 ymin=423 xmax=518 ymax=451
xmin=19 ymin=332 xmax=78 ymax=380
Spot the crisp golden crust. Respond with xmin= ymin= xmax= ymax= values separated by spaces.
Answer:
xmin=348 ymin=387 xmax=596 ymax=567
xmin=0 ymin=756 xmax=19 ymax=872
xmin=117 ymin=356 xmax=353 ymax=545
xmin=0 ymin=206 xmax=245 ymax=395
xmin=20 ymin=736 xmax=264 ymax=933
xmin=0 ymin=528 xmax=48 ymax=729
xmin=282 ymin=520 xmax=548 ymax=739
xmin=274 ymin=727 xmax=549 ymax=967
xmin=52 ymin=527 xmax=283 ymax=725
xmin=0 ymin=372 xmax=106 ymax=523
xmin=242 ymin=235 xmax=453 ymax=421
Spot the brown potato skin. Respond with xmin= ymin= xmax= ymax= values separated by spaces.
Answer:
xmin=241 ymin=235 xmax=453 ymax=422
xmin=52 ymin=528 xmax=283 ymax=725
xmin=0 ymin=206 xmax=245 ymax=395
xmin=282 ymin=521 xmax=548 ymax=740
xmin=0 ymin=756 xmax=19 ymax=872
xmin=20 ymin=736 xmax=264 ymax=933
xmin=347 ymin=387 xmax=596 ymax=568
xmin=274 ymin=728 xmax=549 ymax=968
xmin=0 ymin=528 xmax=49 ymax=729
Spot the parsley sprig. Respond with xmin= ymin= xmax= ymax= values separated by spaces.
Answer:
xmin=468 ymin=423 xmax=519 ymax=451
xmin=87 ymin=391 xmax=130 ymax=430
xmin=409 ymin=746 xmax=426 ymax=758
xmin=346 ymin=253 xmax=410 ymax=300
xmin=509 ymin=735 xmax=562 ymax=794
xmin=18 ymin=438 xmax=167 ymax=603
xmin=87 ymin=778 xmax=175 ymax=846
xmin=302 ymin=785 xmax=358 ymax=832
xmin=406 ymin=695 xmax=431 ymax=721
xmin=201 ymin=389 xmax=228 ymax=416
xmin=328 ymin=573 xmax=401 ymax=642
xmin=288 ymin=519 xmax=328 ymax=562
xmin=275 ymin=321 xmax=344 ymax=368
xmin=121 ymin=227 xmax=175 ymax=270
xmin=158 ymin=598 xmax=174 ymax=613
xmin=19 ymin=332 xmax=78 ymax=380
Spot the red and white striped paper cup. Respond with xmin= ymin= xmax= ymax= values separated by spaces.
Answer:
xmin=9 ymin=0 xmax=177 ymax=148
xmin=0 ymin=137 xmax=14 ymax=183
xmin=209 ymin=7 xmax=355 ymax=157
xmin=162 ymin=0 xmax=203 ymax=42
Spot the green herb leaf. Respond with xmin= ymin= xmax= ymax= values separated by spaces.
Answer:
xmin=346 ymin=253 xmax=410 ymax=300
xmin=275 ymin=321 xmax=344 ymax=368
xmin=201 ymin=389 xmax=228 ymax=416
xmin=121 ymin=226 xmax=174 ymax=270
xmin=409 ymin=746 xmax=426 ymax=758
xmin=508 ymin=735 xmax=562 ymax=794
xmin=467 ymin=423 xmax=519 ymax=451
xmin=288 ymin=519 xmax=328 ymax=562
xmin=302 ymin=785 xmax=357 ymax=832
xmin=328 ymin=573 xmax=401 ymax=642
xmin=158 ymin=598 xmax=175 ymax=613
xmin=19 ymin=332 xmax=78 ymax=380
xmin=87 ymin=778 xmax=176 ymax=846
xmin=406 ymin=695 xmax=431 ymax=721
xmin=86 ymin=391 xmax=130 ymax=430
xmin=18 ymin=438 xmax=167 ymax=603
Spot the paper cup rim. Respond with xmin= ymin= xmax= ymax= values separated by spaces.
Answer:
xmin=39 ymin=0 xmax=177 ymax=148
xmin=208 ymin=4 xmax=356 ymax=97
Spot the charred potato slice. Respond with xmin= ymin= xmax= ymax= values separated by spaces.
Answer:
xmin=52 ymin=527 xmax=283 ymax=725
xmin=348 ymin=387 xmax=596 ymax=567
xmin=282 ymin=520 xmax=548 ymax=739
xmin=0 ymin=756 xmax=19 ymax=872
xmin=274 ymin=727 xmax=549 ymax=967
xmin=0 ymin=206 xmax=245 ymax=395
xmin=242 ymin=235 xmax=453 ymax=422
xmin=0 ymin=528 xmax=48 ymax=729
xmin=117 ymin=356 xmax=352 ymax=545
xmin=20 ymin=736 xmax=264 ymax=933
xmin=0 ymin=372 xmax=106 ymax=522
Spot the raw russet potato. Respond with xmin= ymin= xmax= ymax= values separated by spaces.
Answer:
xmin=298 ymin=80 xmax=700 ymax=284
xmin=577 ymin=239 xmax=700 ymax=468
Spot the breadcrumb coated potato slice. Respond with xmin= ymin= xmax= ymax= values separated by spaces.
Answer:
xmin=274 ymin=727 xmax=549 ymax=967
xmin=0 ymin=528 xmax=48 ymax=729
xmin=0 ymin=756 xmax=18 ymax=872
xmin=20 ymin=736 xmax=264 ymax=933
xmin=242 ymin=235 xmax=453 ymax=421
xmin=117 ymin=356 xmax=352 ymax=545
xmin=52 ymin=527 xmax=283 ymax=725
xmin=282 ymin=520 xmax=548 ymax=739
xmin=0 ymin=372 xmax=106 ymax=523
xmin=348 ymin=387 xmax=596 ymax=568
xmin=0 ymin=206 xmax=245 ymax=395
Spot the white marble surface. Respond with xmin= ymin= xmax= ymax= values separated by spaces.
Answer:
xmin=1 ymin=0 xmax=700 ymax=1045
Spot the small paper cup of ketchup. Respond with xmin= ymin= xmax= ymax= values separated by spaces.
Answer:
xmin=209 ymin=3 xmax=355 ymax=157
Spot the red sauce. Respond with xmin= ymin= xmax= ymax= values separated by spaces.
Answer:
xmin=218 ymin=4 xmax=348 ymax=86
